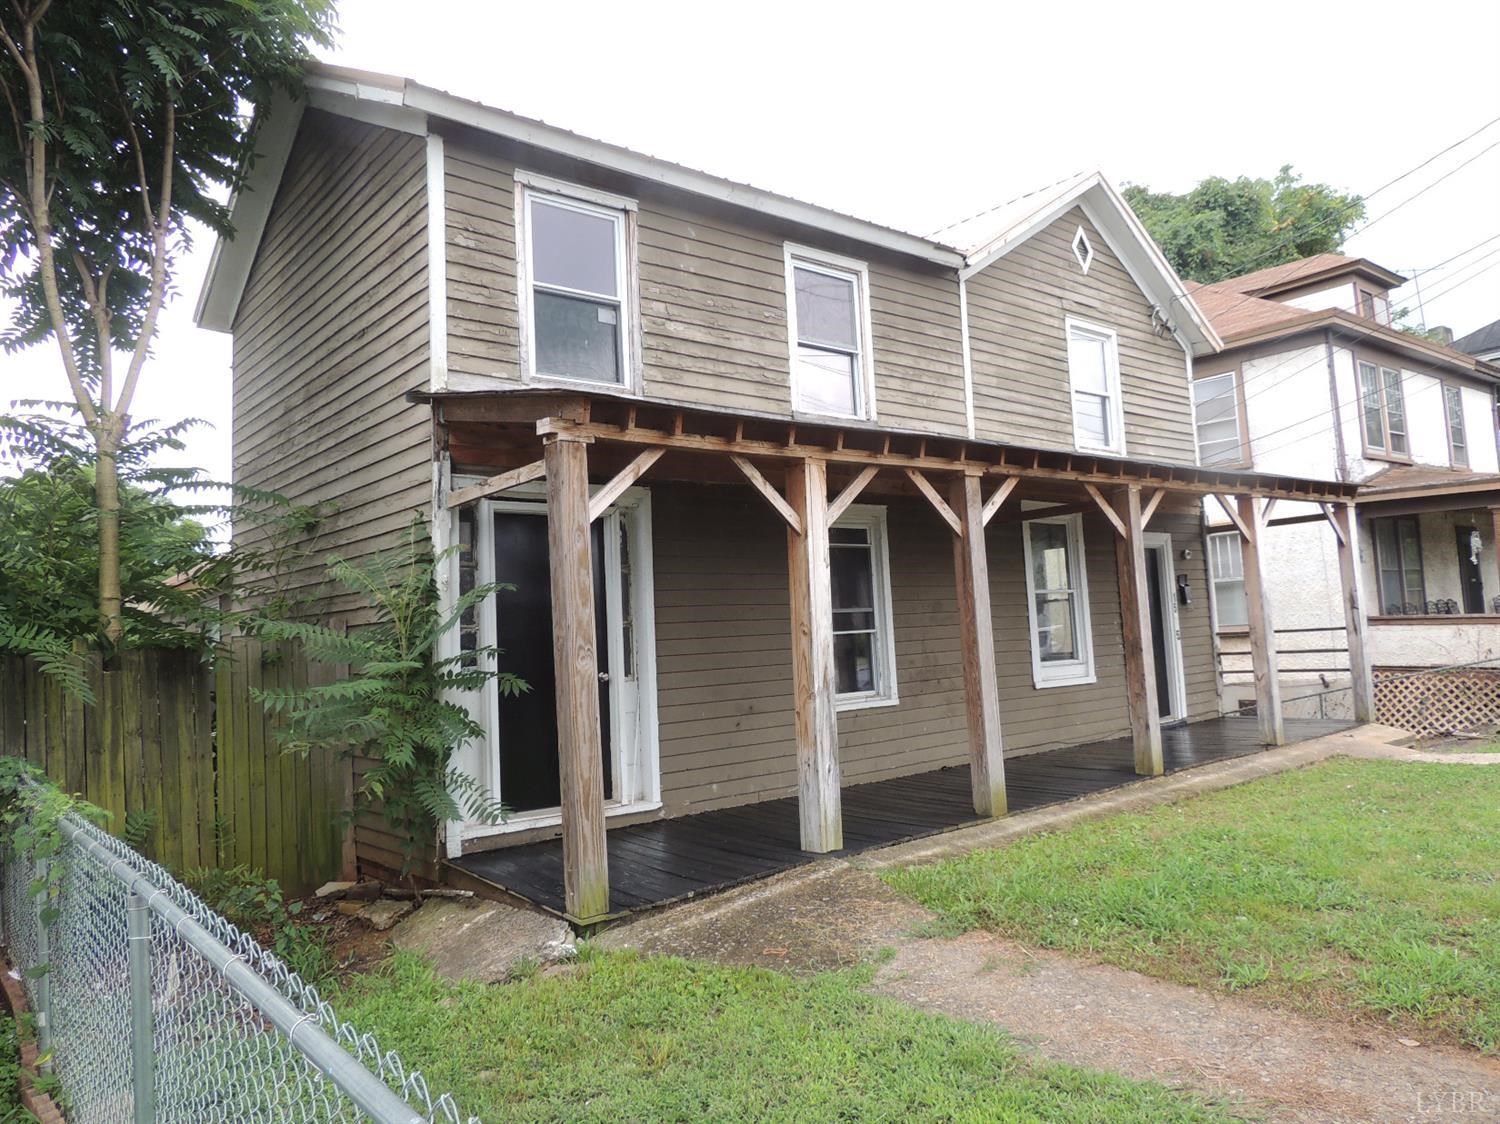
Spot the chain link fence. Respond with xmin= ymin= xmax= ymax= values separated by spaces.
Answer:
xmin=0 ymin=782 xmax=479 ymax=1123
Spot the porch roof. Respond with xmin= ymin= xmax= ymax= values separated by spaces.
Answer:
xmin=1355 ymin=463 xmax=1500 ymax=510
xmin=414 ymin=387 xmax=1361 ymax=504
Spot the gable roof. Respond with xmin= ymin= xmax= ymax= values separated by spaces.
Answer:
xmin=196 ymin=64 xmax=1218 ymax=354
xmin=1187 ymin=281 xmax=1309 ymax=338
xmin=1454 ymin=317 xmax=1500 ymax=357
xmin=1215 ymin=253 xmax=1406 ymax=298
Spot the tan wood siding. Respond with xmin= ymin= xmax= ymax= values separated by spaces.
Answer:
xmin=966 ymin=207 xmax=1196 ymax=463
xmin=647 ymin=482 xmax=1218 ymax=819
xmin=439 ymin=134 xmax=967 ymax=429
xmin=230 ymin=110 xmax=434 ymax=876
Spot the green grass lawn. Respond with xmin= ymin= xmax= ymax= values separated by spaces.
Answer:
xmin=336 ymin=949 xmax=1236 ymax=1122
xmin=884 ymin=759 xmax=1500 ymax=1052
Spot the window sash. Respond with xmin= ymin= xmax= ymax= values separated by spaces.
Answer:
xmin=1382 ymin=367 xmax=1408 ymax=455
xmin=828 ymin=511 xmax=894 ymax=705
xmin=1373 ymin=516 xmax=1425 ymax=613
xmin=1445 ymin=385 xmax=1469 ymax=467
xmin=788 ymin=254 xmax=869 ymax=419
xmin=523 ymin=187 xmax=630 ymax=386
xmin=1066 ymin=321 xmax=1122 ymax=453
xmin=1357 ymin=360 xmax=1410 ymax=458
xmin=1023 ymin=515 xmax=1093 ymax=684
xmin=1194 ymin=372 xmax=1243 ymax=466
xmin=1207 ymin=531 xmax=1247 ymax=628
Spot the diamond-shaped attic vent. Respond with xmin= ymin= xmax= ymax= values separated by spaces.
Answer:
xmin=1072 ymin=226 xmax=1094 ymax=274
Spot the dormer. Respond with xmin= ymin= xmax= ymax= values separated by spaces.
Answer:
xmin=1212 ymin=254 xmax=1407 ymax=326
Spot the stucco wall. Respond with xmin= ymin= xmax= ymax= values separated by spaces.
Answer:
xmin=1282 ymin=282 xmax=1356 ymax=314
xmin=1370 ymin=620 xmax=1500 ymax=667
xmin=1243 ymin=346 xmax=1342 ymax=480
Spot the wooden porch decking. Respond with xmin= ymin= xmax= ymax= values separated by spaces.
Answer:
xmin=448 ymin=716 xmax=1353 ymax=917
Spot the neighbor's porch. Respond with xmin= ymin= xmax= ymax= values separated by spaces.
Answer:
xmin=448 ymin=714 xmax=1354 ymax=916
xmin=428 ymin=389 xmax=1364 ymax=923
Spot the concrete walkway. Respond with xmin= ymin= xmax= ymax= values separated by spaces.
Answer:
xmin=599 ymin=725 xmax=1500 ymax=1122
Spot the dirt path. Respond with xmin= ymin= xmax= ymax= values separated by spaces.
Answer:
xmin=601 ymin=734 xmax=1500 ymax=1122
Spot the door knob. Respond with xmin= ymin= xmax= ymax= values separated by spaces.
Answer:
xmin=598 ymin=671 xmax=611 ymax=682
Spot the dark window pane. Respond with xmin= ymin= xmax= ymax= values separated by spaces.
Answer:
xmin=830 ymin=527 xmax=870 ymax=545
xmin=834 ymin=631 xmax=876 ymax=694
xmin=1030 ymin=521 xmax=1071 ymax=591
xmin=534 ymin=290 xmax=621 ymax=383
xmin=833 ymin=610 xmax=876 ymax=633
xmin=831 ymin=544 xmax=875 ymax=611
xmin=794 ymin=266 xmax=858 ymax=351
xmin=531 ymin=199 xmax=617 ymax=296
xmin=1035 ymin=592 xmax=1078 ymax=662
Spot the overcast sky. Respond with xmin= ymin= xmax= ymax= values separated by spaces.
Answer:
xmin=5 ymin=0 xmax=1499 ymax=484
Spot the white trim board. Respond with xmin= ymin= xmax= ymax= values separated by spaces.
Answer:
xmin=425 ymin=133 xmax=448 ymax=391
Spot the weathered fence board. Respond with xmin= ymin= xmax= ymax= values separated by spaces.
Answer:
xmin=0 ymin=642 xmax=347 ymax=893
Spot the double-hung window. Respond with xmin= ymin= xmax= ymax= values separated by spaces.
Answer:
xmin=829 ymin=506 xmax=897 ymax=708
xmin=1022 ymin=513 xmax=1095 ymax=687
xmin=1445 ymin=384 xmax=1469 ymax=468
xmin=1193 ymin=371 xmax=1244 ymax=466
xmin=519 ymin=175 xmax=635 ymax=387
xmin=1356 ymin=360 xmax=1409 ymax=457
xmin=785 ymin=245 xmax=874 ymax=419
xmin=1206 ymin=531 xmax=1247 ymax=629
xmin=1372 ymin=516 xmax=1425 ymax=614
xmin=1066 ymin=318 xmax=1125 ymax=455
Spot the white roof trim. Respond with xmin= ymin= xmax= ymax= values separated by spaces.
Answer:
xmin=194 ymin=92 xmax=304 ymax=333
xmin=957 ymin=173 xmax=1222 ymax=356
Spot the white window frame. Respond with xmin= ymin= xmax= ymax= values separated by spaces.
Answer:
xmin=515 ymin=170 xmax=641 ymax=393
xmin=783 ymin=242 xmax=877 ymax=422
xmin=1021 ymin=511 xmax=1096 ymax=688
xmin=1205 ymin=530 xmax=1248 ymax=630
xmin=1064 ymin=316 xmax=1126 ymax=456
xmin=831 ymin=504 xmax=898 ymax=711
xmin=1443 ymin=383 xmax=1469 ymax=468
xmin=1193 ymin=370 xmax=1245 ymax=467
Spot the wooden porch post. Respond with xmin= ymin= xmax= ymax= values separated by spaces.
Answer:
xmin=1238 ymin=494 xmax=1285 ymax=745
xmin=543 ymin=432 xmax=610 ymax=922
xmin=1329 ymin=501 xmax=1376 ymax=722
xmin=785 ymin=458 xmax=842 ymax=852
xmin=1113 ymin=485 xmax=1163 ymax=776
xmin=950 ymin=472 xmax=1007 ymax=815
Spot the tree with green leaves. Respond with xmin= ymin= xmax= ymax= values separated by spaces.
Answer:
xmin=0 ymin=0 xmax=335 ymax=646
xmin=1124 ymin=166 xmax=1365 ymax=284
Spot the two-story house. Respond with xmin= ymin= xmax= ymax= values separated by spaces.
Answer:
xmin=195 ymin=64 xmax=1354 ymax=923
xmin=1188 ymin=255 xmax=1500 ymax=719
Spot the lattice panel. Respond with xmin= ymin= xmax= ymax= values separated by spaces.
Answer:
xmin=1374 ymin=668 xmax=1500 ymax=739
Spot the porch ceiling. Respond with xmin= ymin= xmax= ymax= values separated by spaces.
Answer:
xmin=415 ymin=387 xmax=1359 ymax=504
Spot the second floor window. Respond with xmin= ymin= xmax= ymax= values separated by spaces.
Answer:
xmin=520 ymin=178 xmax=634 ymax=386
xmin=1357 ymin=360 xmax=1408 ymax=457
xmin=1194 ymin=371 xmax=1243 ymax=466
xmin=1445 ymin=384 xmax=1469 ymax=468
xmin=786 ymin=246 xmax=873 ymax=419
xmin=1066 ymin=318 xmax=1125 ymax=455
xmin=1207 ymin=531 xmax=1247 ymax=629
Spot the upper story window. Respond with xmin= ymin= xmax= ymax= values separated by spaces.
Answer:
xmin=1445 ymin=384 xmax=1469 ymax=468
xmin=1207 ymin=531 xmax=1247 ymax=629
xmin=1356 ymin=360 xmax=1408 ymax=458
xmin=830 ymin=506 xmax=897 ymax=709
xmin=1357 ymin=289 xmax=1391 ymax=325
xmin=517 ymin=173 xmax=637 ymax=388
xmin=1065 ymin=318 xmax=1125 ymax=455
xmin=1193 ymin=370 xmax=1244 ymax=466
xmin=785 ymin=245 xmax=875 ymax=419
xmin=1022 ymin=512 xmax=1095 ymax=687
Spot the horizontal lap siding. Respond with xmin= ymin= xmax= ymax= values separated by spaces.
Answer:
xmin=967 ymin=207 xmax=1196 ymax=463
xmin=648 ymin=482 xmax=1196 ymax=817
xmin=438 ymin=136 xmax=968 ymax=428
xmin=231 ymin=111 xmax=433 ymax=876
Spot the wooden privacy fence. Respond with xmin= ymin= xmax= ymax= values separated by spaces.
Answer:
xmin=0 ymin=642 xmax=348 ymax=893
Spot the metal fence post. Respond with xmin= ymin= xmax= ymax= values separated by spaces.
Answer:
xmin=33 ymin=855 xmax=51 ymax=1071
xmin=126 ymin=891 xmax=155 ymax=1124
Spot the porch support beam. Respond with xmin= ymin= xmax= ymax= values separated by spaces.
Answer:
xmin=981 ymin=474 xmax=1019 ymax=526
xmin=588 ymin=447 xmax=664 ymax=522
xmin=445 ymin=459 xmax=545 ymax=508
xmin=904 ymin=469 xmax=963 ymax=536
xmin=1085 ymin=483 xmax=1128 ymax=539
xmin=731 ymin=455 xmax=802 ymax=534
xmin=543 ymin=433 xmax=610 ymax=923
xmin=1210 ymin=492 xmax=1252 ymax=541
xmin=951 ymin=473 xmax=1007 ymax=815
xmin=785 ymin=458 xmax=842 ymax=852
xmin=1238 ymin=493 xmax=1286 ymax=746
xmin=1113 ymin=485 xmax=1163 ymax=776
xmin=827 ymin=466 xmax=878 ymax=526
xmin=1140 ymin=487 xmax=1165 ymax=528
xmin=1329 ymin=501 xmax=1376 ymax=722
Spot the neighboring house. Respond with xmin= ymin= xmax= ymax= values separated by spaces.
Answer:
xmin=1455 ymin=317 xmax=1500 ymax=365
xmin=195 ymin=64 xmax=1352 ymax=923
xmin=1188 ymin=255 xmax=1500 ymax=715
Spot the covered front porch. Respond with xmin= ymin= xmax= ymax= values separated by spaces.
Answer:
xmin=428 ymin=389 xmax=1364 ymax=923
xmin=448 ymin=714 xmax=1353 ymax=916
